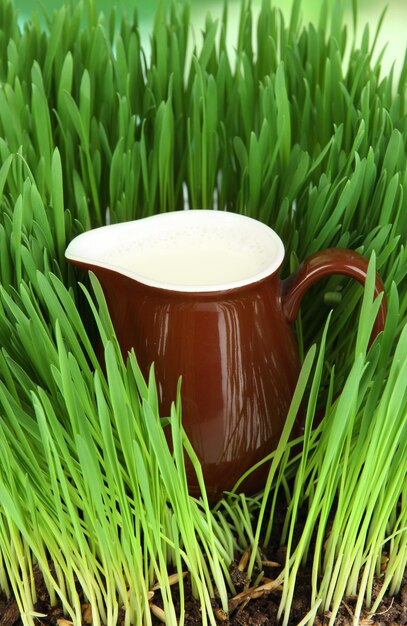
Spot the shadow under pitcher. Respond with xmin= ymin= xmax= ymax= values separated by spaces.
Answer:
xmin=66 ymin=210 xmax=387 ymax=502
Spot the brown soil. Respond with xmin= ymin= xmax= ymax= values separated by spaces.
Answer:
xmin=1 ymin=496 xmax=405 ymax=626
xmin=0 ymin=559 xmax=405 ymax=626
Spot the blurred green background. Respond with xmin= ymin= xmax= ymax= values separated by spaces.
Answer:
xmin=14 ymin=0 xmax=407 ymax=77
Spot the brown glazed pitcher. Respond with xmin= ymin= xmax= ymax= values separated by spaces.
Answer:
xmin=66 ymin=210 xmax=387 ymax=500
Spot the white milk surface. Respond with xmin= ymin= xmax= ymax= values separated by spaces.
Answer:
xmin=110 ymin=242 xmax=263 ymax=285
xmin=66 ymin=211 xmax=285 ymax=291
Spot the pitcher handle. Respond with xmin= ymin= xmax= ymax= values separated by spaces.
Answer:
xmin=281 ymin=248 xmax=387 ymax=342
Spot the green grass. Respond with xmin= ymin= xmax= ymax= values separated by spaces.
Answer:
xmin=0 ymin=0 xmax=405 ymax=624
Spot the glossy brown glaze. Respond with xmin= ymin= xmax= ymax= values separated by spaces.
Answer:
xmin=90 ymin=266 xmax=300 ymax=500
xmin=281 ymin=248 xmax=387 ymax=341
xmin=69 ymin=248 xmax=386 ymax=502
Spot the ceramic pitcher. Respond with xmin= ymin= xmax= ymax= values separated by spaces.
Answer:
xmin=66 ymin=210 xmax=386 ymax=500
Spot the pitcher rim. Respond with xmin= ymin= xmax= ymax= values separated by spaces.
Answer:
xmin=65 ymin=210 xmax=285 ymax=293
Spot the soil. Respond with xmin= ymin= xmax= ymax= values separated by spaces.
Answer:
xmin=1 ymin=495 xmax=405 ymax=626
xmin=0 ymin=558 xmax=405 ymax=626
